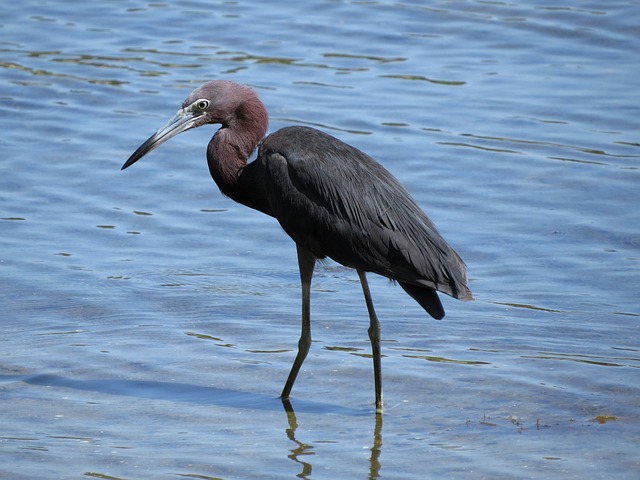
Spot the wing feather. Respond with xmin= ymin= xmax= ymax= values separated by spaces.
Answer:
xmin=258 ymin=126 xmax=471 ymax=301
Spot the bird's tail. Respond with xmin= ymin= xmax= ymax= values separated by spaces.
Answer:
xmin=398 ymin=282 xmax=445 ymax=320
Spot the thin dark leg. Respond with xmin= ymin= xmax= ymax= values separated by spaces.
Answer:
xmin=357 ymin=270 xmax=383 ymax=412
xmin=281 ymin=245 xmax=316 ymax=400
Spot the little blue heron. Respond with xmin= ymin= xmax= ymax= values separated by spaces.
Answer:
xmin=122 ymin=80 xmax=472 ymax=411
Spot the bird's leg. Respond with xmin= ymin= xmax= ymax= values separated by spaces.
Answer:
xmin=357 ymin=270 xmax=384 ymax=412
xmin=281 ymin=245 xmax=316 ymax=401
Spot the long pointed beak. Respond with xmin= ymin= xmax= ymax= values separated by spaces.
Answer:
xmin=121 ymin=108 xmax=203 ymax=170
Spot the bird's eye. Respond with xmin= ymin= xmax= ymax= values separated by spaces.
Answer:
xmin=195 ymin=99 xmax=209 ymax=110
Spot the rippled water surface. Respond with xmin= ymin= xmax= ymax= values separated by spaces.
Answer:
xmin=1 ymin=1 xmax=639 ymax=479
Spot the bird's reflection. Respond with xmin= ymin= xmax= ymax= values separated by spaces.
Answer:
xmin=369 ymin=411 xmax=383 ymax=479
xmin=282 ymin=399 xmax=314 ymax=479
xmin=282 ymin=399 xmax=383 ymax=480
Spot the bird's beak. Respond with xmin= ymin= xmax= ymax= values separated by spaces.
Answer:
xmin=121 ymin=107 xmax=204 ymax=170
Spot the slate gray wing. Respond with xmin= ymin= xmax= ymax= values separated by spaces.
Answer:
xmin=258 ymin=126 xmax=471 ymax=301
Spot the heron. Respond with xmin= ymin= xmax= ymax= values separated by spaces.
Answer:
xmin=122 ymin=80 xmax=473 ymax=412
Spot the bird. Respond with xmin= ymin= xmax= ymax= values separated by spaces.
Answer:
xmin=122 ymin=80 xmax=472 ymax=412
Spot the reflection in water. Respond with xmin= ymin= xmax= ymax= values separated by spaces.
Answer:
xmin=369 ymin=412 xmax=383 ymax=480
xmin=282 ymin=400 xmax=314 ymax=479
xmin=282 ymin=399 xmax=383 ymax=480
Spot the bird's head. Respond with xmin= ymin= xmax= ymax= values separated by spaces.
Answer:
xmin=121 ymin=80 xmax=265 ymax=170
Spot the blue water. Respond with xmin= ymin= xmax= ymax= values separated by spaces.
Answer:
xmin=1 ymin=1 xmax=639 ymax=479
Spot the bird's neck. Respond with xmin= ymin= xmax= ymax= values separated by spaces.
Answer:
xmin=208 ymin=129 xmax=247 ymax=190
xmin=207 ymin=94 xmax=269 ymax=208
xmin=207 ymin=118 xmax=266 ymax=198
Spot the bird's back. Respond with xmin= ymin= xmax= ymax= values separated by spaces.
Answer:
xmin=252 ymin=126 xmax=472 ymax=315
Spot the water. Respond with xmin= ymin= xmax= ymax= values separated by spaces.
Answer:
xmin=1 ymin=1 xmax=639 ymax=478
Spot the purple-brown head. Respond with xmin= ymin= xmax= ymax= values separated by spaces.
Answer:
xmin=121 ymin=80 xmax=266 ymax=170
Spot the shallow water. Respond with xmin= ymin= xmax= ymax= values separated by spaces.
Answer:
xmin=1 ymin=1 xmax=639 ymax=479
